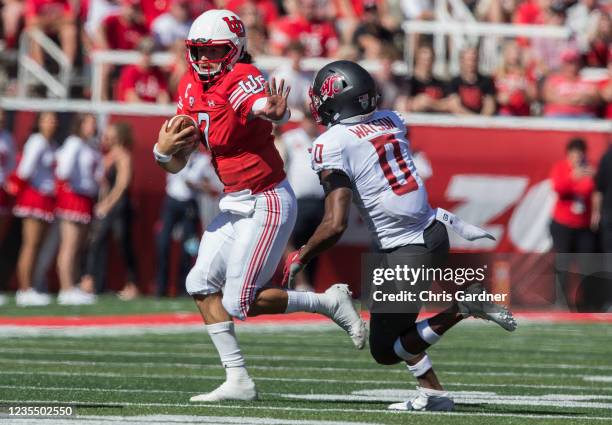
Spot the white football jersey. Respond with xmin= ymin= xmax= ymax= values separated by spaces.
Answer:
xmin=310 ymin=110 xmax=435 ymax=249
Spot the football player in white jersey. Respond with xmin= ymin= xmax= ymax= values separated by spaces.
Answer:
xmin=282 ymin=61 xmax=517 ymax=412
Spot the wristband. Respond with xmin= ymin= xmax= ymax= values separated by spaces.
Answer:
xmin=153 ymin=143 xmax=172 ymax=163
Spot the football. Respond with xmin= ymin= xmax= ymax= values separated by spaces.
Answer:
xmin=167 ymin=114 xmax=201 ymax=156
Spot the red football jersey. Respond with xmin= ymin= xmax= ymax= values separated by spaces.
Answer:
xmin=176 ymin=64 xmax=286 ymax=194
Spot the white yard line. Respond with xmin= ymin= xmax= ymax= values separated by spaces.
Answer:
xmin=0 ymin=414 xmax=378 ymax=425
xmin=4 ymin=383 xmax=612 ymax=400
xmin=0 ymin=357 xmax=595 ymax=378
xmin=0 ymin=346 xmax=610 ymax=371
xmin=0 ymin=370 xmax=609 ymax=392
xmin=0 ymin=399 xmax=610 ymax=422
xmin=0 ymin=323 xmax=337 ymax=338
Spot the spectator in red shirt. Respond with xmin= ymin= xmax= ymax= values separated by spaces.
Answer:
xmin=445 ymin=47 xmax=496 ymax=115
xmin=543 ymin=48 xmax=600 ymax=118
xmin=25 ymin=0 xmax=77 ymax=66
xmin=116 ymin=37 xmax=170 ymax=103
xmin=95 ymin=0 xmax=148 ymax=100
xmin=495 ymin=39 xmax=537 ymax=116
xmin=549 ymin=138 xmax=597 ymax=308
xmin=95 ymin=0 xmax=148 ymax=50
xmin=551 ymin=138 xmax=596 ymax=233
xmin=269 ymin=0 xmax=339 ymax=57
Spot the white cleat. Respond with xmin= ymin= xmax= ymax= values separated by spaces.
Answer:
xmin=458 ymin=283 xmax=517 ymax=332
xmin=320 ymin=283 xmax=367 ymax=350
xmin=15 ymin=289 xmax=51 ymax=307
xmin=388 ymin=386 xmax=454 ymax=411
xmin=189 ymin=378 xmax=257 ymax=402
xmin=57 ymin=288 xmax=97 ymax=306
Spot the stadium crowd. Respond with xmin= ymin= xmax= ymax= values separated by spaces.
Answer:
xmin=0 ymin=0 xmax=610 ymax=117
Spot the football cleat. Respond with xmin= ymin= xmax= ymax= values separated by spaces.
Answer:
xmin=319 ymin=283 xmax=367 ymax=350
xmin=189 ymin=378 xmax=257 ymax=402
xmin=458 ymin=283 xmax=517 ymax=332
xmin=388 ymin=386 xmax=454 ymax=412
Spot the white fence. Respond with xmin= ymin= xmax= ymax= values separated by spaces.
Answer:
xmin=1 ymin=97 xmax=610 ymax=134
xmin=402 ymin=21 xmax=571 ymax=77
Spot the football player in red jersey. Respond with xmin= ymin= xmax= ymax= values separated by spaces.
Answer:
xmin=153 ymin=9 xmax=367 ymax=403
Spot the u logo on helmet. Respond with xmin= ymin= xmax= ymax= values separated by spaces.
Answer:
xmin=319 ymin=74 xmax=344 ymax=101
xmin=223 ymin=16 xmax=246 ymax=37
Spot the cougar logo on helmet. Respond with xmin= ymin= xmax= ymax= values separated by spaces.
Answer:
xmin=223 ymin=16 xmax=246 ymax=37
xmin=320 ymin=74 xmax=344 ymax=100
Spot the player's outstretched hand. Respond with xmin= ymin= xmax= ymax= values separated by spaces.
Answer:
xmin=253 ymin=77 xmax=291 ymax=122
xmin=157 ymin=119 xmax=199 ymax=156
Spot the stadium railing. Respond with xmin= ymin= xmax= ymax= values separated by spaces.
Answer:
xmin=402 ymin=20 xmax=571 ymax=76
xmin=1 ymin=97 xmax=610 ymax=134
xmin=17 ymin=29 xmax=72 ymax=99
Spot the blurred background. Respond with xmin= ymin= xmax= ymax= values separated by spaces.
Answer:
xmin=0 ymin=0 xmax=610 ymax=311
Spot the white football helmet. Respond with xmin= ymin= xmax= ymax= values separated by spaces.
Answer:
xmin=186 ymin=9 xmax=247 ymax=82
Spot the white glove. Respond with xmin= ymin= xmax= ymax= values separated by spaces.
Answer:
xmin=435 ymin=208 xmax=496 ymax=241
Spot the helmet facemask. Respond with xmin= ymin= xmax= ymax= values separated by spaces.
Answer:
xmin=308 ymin=86 xmax=324 ymax=125
xmin=186 ymin=39 xmax=238 ymax=82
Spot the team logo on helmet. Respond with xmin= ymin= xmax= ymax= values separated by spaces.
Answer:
xmin=319 ymin=74 xmax=344 ymax=100
xmin=223 ymin=16 xmax=246 ymax=37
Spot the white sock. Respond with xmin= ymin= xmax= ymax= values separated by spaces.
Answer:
xmin=206 ymin=321 xmax=249 ymax=381
xmin=285 ymin=290 xmax=323 ymax=313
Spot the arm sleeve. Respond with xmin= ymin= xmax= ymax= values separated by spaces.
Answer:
xmin=16 ymin=135 xmax=44 ymax=181
xmin=227 ymin=64 xmax=269 ymax=123
xmin=55 ymin=137 xmax=80 ymax=180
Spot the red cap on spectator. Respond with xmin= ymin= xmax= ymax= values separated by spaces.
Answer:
xmin=560 ymin=48 xmax=580 ymax=63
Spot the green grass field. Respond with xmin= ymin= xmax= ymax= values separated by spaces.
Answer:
xmin=0 ymin=296 xmax=611 ymax=424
